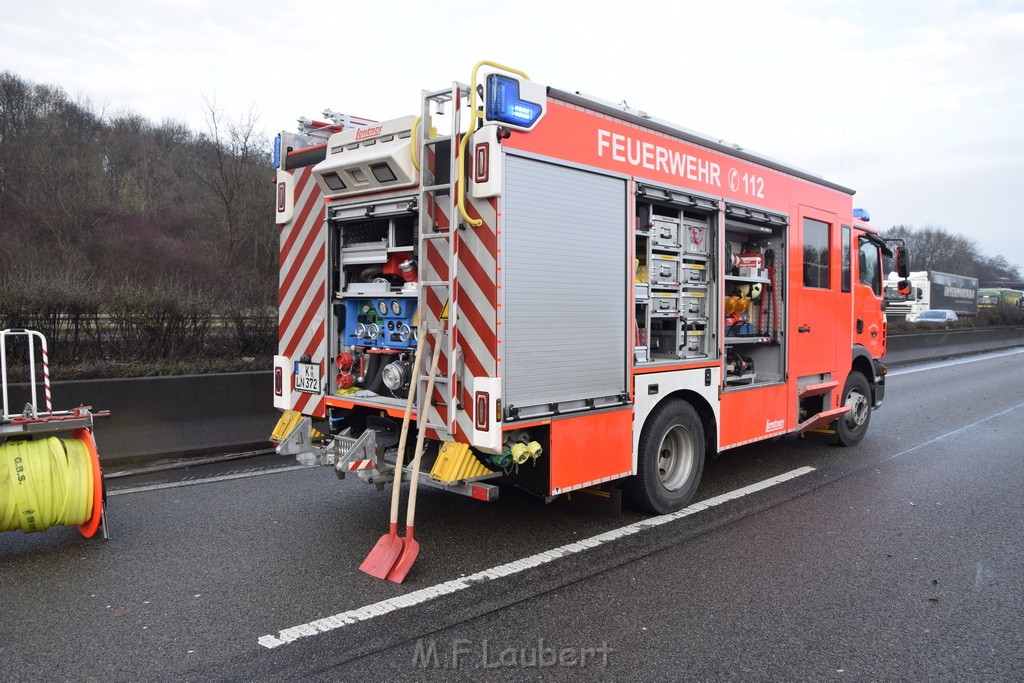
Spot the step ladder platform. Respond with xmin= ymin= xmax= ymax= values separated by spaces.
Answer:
xmin=797 ymin=406 xmax=849 ymax=433
xmin=413 ymin=471 xmax=499 ymax=501
xmin=799 ymin=380 xmax=839 ymax=399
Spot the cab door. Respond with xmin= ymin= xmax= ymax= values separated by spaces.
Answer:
xmin=789 ymin=207 xmax=840 ymax=425
xmin=853 ymin=231 xmax=885 ymax=358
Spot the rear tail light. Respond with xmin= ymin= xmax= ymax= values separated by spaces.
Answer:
xmin=475 ymin=392 xmax=489 ymax=431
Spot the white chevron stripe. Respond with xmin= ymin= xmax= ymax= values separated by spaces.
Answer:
xmin=467 ymin=195 xmax=497 ymax=227
xmin=455 ymin=410 xmax=473 ymax=441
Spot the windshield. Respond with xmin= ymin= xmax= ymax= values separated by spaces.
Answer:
xmin=918 ymin=311 xmax=944 ymax=320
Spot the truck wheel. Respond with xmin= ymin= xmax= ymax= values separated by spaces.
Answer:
xmin=624 ymin=399 xmax=705 ymax=514
xmin=836 ymin=371 xmax=872 ymax=446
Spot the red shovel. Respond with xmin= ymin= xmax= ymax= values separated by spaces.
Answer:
xmin=358 ymin=331 xmax=428 ymax=579
xmin=384 ymin=317 xmax=448 ymax=583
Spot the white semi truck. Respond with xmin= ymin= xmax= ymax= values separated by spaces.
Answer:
xmin=884 ymin=270 xmax=978 ymax=321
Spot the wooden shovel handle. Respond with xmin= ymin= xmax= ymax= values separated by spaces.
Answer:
xmin=388 ymin=331 xmax=427 ymax=525
xmin=404 ymin=318 xmax=448 ymax=528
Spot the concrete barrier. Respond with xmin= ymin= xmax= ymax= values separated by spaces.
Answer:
xmin=4 ymin=327 xmax=1021 ymax=464
xmin=6 ymin=372 xmax=277 ymax=465
xmin=886 ymin=327 xmax=1024 ymax=365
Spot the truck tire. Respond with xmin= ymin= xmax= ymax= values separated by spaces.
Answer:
xmin=836 ymin=371 xmax=872 ymax=446
xmin=623 ymin=399 xmax=705 ymax=514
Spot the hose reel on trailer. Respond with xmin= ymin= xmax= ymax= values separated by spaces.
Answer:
xmin=1 ymin=329 xmax=109 ymax=540
xmin=1 ymin=430 xmax=104 ymax=537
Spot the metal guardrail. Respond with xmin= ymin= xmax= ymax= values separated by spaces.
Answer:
xmin=3 ymin=328 xmax=1021 ymax=464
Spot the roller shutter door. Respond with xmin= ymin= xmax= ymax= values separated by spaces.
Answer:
xmin=502 ymin=155 xmax=627 ymax=416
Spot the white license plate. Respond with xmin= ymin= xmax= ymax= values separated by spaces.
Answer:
xmin=294 ymin=362 xmax=320 ymax=394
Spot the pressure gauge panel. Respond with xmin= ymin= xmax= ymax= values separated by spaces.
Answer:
xmin=342 ymin=297 xmax=419 ymax=350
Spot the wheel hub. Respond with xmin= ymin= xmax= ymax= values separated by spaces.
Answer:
xmin=657 ymin=425 xmax=694 ymax=491
xmin=844 ymin=390 xmax=869 ymax=428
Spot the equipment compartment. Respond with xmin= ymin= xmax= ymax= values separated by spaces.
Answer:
xmin=634 ymin=193 xmax=715 ymax=364
xmin=651 ymin=216 xmax=681 ymax=249
xmin=680 ymin=292 xmax=707 ymax=319
xmin=649 ymin=256 xmax=680 ymax=285
xmin=650 ymin=292 xmax=679 ymax=316
xmin=682 ymin=218 xmax=709 ymax=256
xmin=721 ymin=209 xmax=788 ymax=388
xmin=681 ymin=263 xmax=707 ymax=286
xmin=680 ymin=327 xmax=706 ymax=358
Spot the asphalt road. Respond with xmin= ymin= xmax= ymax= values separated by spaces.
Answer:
xmin=2 ymin=349 xmax=1023 ymax=682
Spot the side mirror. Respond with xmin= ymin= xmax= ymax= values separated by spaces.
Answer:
xmin=894 ymin=246 xmax=910 ymax=278
xmin=898 ymin=280 xmax=910 ymax=296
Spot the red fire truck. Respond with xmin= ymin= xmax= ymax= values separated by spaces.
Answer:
xmin=271 ymin=62 xmax=908 ymax=516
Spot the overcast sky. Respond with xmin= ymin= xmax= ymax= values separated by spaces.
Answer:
xmin=3 ymin=0 xmax=1022 ymax=272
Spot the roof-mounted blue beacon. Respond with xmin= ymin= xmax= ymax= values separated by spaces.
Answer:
xmin=483 ymin=73 xmax=547 ymax=132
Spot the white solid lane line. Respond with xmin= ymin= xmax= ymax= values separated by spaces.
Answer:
xmin=257 ymin=466 xmax=816 ymax=649
xmin=888 ymin=347 xmax=1024 ymax=376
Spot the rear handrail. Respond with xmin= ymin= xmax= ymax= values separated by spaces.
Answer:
xmin=0 ymin=328 xmax=52 ymax=420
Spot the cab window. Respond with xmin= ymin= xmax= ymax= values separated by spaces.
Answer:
xmin=803 ymin=218 xmax=830 ymax=288
xmin=841 ymin=225 xmax=851 ymax=292
xmin=857 ymin=236 xmax=882 ymax=296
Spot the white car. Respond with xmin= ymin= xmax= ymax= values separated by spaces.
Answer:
xmin=913 ymin=309 xmax=959 ymax=323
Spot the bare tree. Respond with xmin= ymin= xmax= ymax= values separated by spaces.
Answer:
xmin=883 ymin=224 xmax=981 ymax=276
xmin=190 ymin=98 xmax=272 ymax=274
xmin=1 ymin=69 xmax=280 ymax=320
xmin=0 ymin=72 xmax=110 ymax=267
xmin=976 ymin=254 xmax=1022 ymax=285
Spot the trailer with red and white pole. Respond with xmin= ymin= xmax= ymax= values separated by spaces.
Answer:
xmin=1 ymin=328 xmax=110 ymax=539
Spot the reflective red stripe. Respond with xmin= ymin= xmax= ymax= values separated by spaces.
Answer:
xmin=293 ymin=391 xmax=313 ymax=415
xmin=287 ymin=142 xmax=329 ymax=156
xmin=425 ymin=240 xmax=450 ymax=282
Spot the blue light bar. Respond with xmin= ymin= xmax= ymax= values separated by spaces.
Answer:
xmin=485 ymin=74 xmax=543 ymax=129
xmin=273 ymin=135 xmax=281 ymax=169
xmin=853 ymin=207 xmax=871 ymax=221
